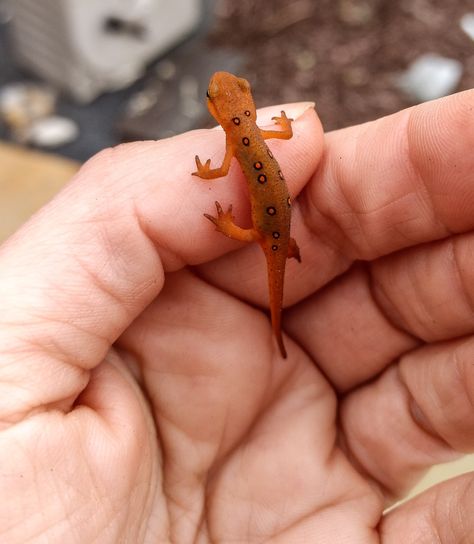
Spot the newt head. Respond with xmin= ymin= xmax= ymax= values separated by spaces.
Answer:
xmin=205 ymin=71 xmax=257 ymax=128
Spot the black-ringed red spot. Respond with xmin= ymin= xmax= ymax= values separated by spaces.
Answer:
xmin=244 ymin=110 xmax=251 ymax=116
xmin=271 ymin=245 xmax=278 ymax=251
xmin=266 ymin=206 xmax=276 ymax=216
xmin=267 ymin=149 xmax=274 ymax=159
xmin=242 ymin=137 xmax=250 ymax=146
xmin=258 ymin=174 xmax=267 ymax=184
xmin=272 ymin=231 xmax=280 ymax=239
xmin=278 ymin=170 xmax=284 ymax=179
xmin=232 ymin=117 xmax=241 ymax=125
xmin=254 ymin=161 xmax=263 ymax=170
xmin=287 ymin=197 xmax=291 ymax=207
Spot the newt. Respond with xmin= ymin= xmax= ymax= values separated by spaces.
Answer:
xmin=193 ymin=71 xmax=301 ymax=358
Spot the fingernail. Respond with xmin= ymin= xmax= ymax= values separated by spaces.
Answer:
xmin=257 ymin=102 xmax=316 ymax=125
xmin=292 ymin=101 xmax=316 ymax=119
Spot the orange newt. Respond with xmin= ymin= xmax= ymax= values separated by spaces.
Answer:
xmin=193 ymin=71 xmax=301 ymax=358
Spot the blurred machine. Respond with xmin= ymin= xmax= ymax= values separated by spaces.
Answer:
xmin=7 ymin=0 xmax=202 ymax=102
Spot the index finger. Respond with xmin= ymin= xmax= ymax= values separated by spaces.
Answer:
xmin=308 ymin=88 xmax=474 ymax=262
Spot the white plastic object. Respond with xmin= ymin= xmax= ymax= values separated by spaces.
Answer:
xmin=8 ymin=0 xmax=202 ymax=102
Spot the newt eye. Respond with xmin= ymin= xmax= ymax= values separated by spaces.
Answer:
xmin=206 ymin=90 xmax=211 ymax=99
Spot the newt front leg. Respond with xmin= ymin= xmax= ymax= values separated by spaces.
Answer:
xmin=260 ymin=111 xmax=293 ymax=140
xmin=192 ymin=139 xmax=234 ymax=179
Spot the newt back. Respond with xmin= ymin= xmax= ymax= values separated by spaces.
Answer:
xmin=192 ymin=71 xmax=301 ymax=358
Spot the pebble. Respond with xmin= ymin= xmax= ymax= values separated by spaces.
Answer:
xmin=155 ymin=59 xmax=177 ymax=80
xmin=460 ymin=13 xmax=474 ymax=41
xmin=294 ymin=50 xmax=317 ymax=72
xmin=338 ymin=0 xmax=375 ymax=26
xmin=28 ymin=116 xmax=79 ymax=147
xmin=398 ymin=54 xmax=463 ymax=102
xmin=180 ymin=75 xmax=202 ymax=119
xmin=126 ymin=87 xmax=161 ymax=116
xmin=0 ymin=83 xmax=56 ymax=126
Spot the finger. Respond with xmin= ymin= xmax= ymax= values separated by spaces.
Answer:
xmin=286 ymin=198 xmax=474 ymax=391
xmin=286 ymin=265 xmax=418 ymax=392
xmin=380 ymin=473 xmax=474 ymax=543
xmin=339 ymin=333 xmax=474 ymax=500
xmin=370 ymin=232 xmax=474 ymax=343
xmin=0 ymin=104 xmax=321 ymax=424
xmin=309 ymin=89 xmax=474 ymax=260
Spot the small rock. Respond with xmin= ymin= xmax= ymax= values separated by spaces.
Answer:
xmin=342 ymin=66 xmax=370 ymax=87
xmin=338 ymin=0 xmax=375 ymax=26
xmin=294 ymin=50 xmax=317 ymax=72
xmin=180 ymin=75 xmax=203 ymax=119
xmin=126 ymin=87 xmax=161 ymax=117
xmin=460 ymin=13 xmax=474 ymax=41
xmin=398 ymin=54 xmax=463 ymax=102
xmin=155 ymin=60 xmax=177 ymax=81
xmin=28 ymin=116 xmax=79 ymax=148
xmin=0 ymin=2 xmax=12 ymax=23
xmin=0 ymin=83 xmax=56 ymax=128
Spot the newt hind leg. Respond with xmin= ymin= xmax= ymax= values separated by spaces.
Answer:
xmin=288 ymin=237 xmax=301 ymax=262
xmin=204 ymin=201 xmax=260 ymax=242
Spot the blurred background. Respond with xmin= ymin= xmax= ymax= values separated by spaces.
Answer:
xmin=0 ymin=0 xmax=473 ymax=496
xmin=2 ymin=0 xmax=474 ymax=164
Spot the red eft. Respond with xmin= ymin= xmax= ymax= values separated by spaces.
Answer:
xmin=193 ymin=71 xmax=301 ymax=358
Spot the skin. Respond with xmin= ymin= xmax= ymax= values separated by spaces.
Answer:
xmin=0 ymin=91 xmax=473 ymax=543
xmin=193 ymin=71 xmax=301 ymax=358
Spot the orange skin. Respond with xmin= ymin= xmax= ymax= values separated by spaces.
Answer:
xmin=192 ymin=71 xmax=301 ymax=358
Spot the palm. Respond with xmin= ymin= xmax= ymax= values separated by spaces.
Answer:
xmin=65 ymin=271 xmax=379 ymax=543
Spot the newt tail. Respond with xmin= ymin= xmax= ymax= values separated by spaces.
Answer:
xmin=192 ymin=71 xmax=301 ymax=358
xmin=264 ymin=246 xmax=287 ymax=358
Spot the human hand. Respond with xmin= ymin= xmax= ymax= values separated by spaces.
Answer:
xmin=0 ymin=93 xmax=472 ymax=543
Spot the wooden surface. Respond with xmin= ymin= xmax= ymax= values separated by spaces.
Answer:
xmin=408 ymin=455 xmax=473 ymax=501
xmin=0 ymin=141 xmax=80 ymax=242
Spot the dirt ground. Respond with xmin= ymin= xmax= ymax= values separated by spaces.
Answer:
xmin=1 ymin=0 xmax=472 ymax=158
xmin=210 ymin=0 xmax=474 ymax=131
